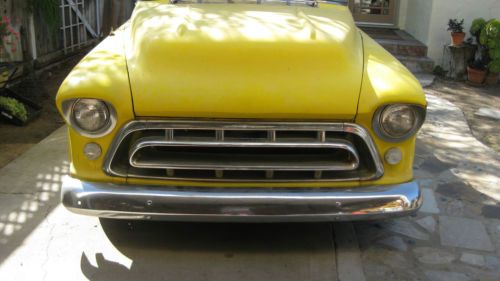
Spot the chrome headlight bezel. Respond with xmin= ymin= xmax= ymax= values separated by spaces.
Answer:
xmin=372 ymin=104 xmax=426 ymax=142
xmin=61 ymin=98 xmax=117 ymax=138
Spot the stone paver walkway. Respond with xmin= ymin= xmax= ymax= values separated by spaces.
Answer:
xmin=356 ymin=93 xmax=500 ymax=281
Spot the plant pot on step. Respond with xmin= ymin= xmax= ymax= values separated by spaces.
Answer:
xmin=451 ymin=32 xmax=465 ymax=45
xmin=486 ymin=73 xmax=499 ymax=86
xmin=467 ymin=66 xmax=487 ymax=85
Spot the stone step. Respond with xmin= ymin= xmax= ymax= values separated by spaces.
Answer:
xmin=376 ymin=38 xmax=429 ymax=58
xmin=396 ymin=55 xmax=435 ymax=73
xmin=361 ymin=28 xmax=434 ymax=74
xmin=365 ymin=28 xmax=429 ymax=58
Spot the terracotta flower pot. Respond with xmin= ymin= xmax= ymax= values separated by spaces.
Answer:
xmin=451 ymin=32 xmax=465 ymax=46
xmin=467 ymin=66 xmax=487 ymax=85
xmin=486 ymin=73 xmax=499 ymax=86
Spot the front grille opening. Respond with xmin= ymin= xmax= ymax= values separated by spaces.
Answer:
xmin=273 ymin=171 xmax=316 ymax=180
xmin=106 ymin=122 xmax=382 ymax=182
xmin=136 ymin=129 xmax=165 ymax=138
xmin=172 ymin=169 xmax=215 ymax=179
xmin=351 ymin=135 xmax=376 ymax=172
xmin=222 ymin=170 xmax=267 ymax=180
xmin=276 ymin=131 xmax=318 ymax=140
xmin=173 ymin=129 xmax=216 ymax=139
xmin=224 ymin=130 xmax=268 ymax=140
xmin=131 ymin=146 xmax=358 ymax=170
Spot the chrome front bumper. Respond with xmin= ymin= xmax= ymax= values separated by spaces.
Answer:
xmin=61 ymin=176 xmax=422 ymax=222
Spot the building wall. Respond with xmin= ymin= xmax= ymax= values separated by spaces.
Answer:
xmin=398 ymin=0 xmax=500 ymax=67
xmin=398 ymin=0 xmax=433 ymax=45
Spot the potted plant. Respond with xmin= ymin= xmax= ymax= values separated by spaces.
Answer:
xmin=0 ymin=16 xmax=41 ymax=126
xmin=448 ymin=19 xmax=465 ymax=45
xmin=0 ymin=96 xmax=28 ymax=124
xmin=481 ymin=20 xmax=500 ymax=85
xmin=467 ymin=18 xmax=489 ymax=85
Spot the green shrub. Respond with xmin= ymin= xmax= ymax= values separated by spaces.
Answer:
xmin=470 ymin=18 xmax=500 ymax=74
xmin=481 ymin=20 xmax=500 ymax=73
xmin=469 ymin=18 xmax=489 ymax=70
xmin=470 ymin=18 xmax=487 ymax=37
xmin=0 ymin=96 xmax=28 ymax=122
xmin=490 ymin=61 xmax=500 ymax=73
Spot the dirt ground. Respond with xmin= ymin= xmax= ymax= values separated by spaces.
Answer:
xmin=426 ymin=78 xmax=500 ymax=152
xmin=0 ymin=55 xmax=84 ymax=169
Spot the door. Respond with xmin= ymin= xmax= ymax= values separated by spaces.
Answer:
xmin=349 ymin=0 xmax=398 ymax=26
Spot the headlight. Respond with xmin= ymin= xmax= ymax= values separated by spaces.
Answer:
xmin=373 ymin=104 xmax=426 ymax=142
xmin=61 ymin=98 xmax=117 ymax=138
xmin=73 ymin=99 xmax=110 ymax=132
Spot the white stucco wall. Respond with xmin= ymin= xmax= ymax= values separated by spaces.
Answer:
xmin=398 ymin=0 xmax=500 ymax=66
xmin=399 ymin=0 xmax=433 ymax=44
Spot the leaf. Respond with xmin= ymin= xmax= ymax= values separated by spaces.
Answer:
xmin=485 ymin=20 xmax=500 ymax=38
xmin=480 ymin=27 xmax=488 ymax=45
xmin=489 ymin=59 xmax=500 ymax=73
xmin=491 ymin=47 xmax=500 ymax=60
xmin=470 ymin=18 xmax=486 ymax=35
xmin=487 ymin=39 xmax=496 ymax=49
xmin=0 ymin=96 xmax=28 ymax=122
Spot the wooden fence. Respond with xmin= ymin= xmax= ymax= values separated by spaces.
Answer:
xmin=0 ymin=0 xmax=134 ymax=68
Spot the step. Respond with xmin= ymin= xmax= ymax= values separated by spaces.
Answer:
xmin=376 ymin=38 xmax=428 ymax=58
xmin=396 ymin=55 xmax=435 ymax=74
xmin=363 ymin=28 xmax=429 ymax=57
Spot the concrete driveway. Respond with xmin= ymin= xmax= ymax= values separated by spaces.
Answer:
xmin=0 ymin=93 xmax=499 ymax=281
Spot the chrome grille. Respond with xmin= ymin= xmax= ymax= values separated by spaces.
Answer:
xmin=104 ymin=121 xmax=384 ymax=182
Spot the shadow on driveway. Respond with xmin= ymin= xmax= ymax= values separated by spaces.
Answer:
xmin=81 ymin=220 xmax=337 ymax=281
xmin=0 ymin=127 xmax=68 ymax=265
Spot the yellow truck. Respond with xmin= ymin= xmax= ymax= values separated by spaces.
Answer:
xmin=56 ymin=0 xmax=426 ymax=222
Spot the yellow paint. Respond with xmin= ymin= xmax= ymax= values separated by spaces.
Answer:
xmin=56 ymin=26 xmax=134 ymax=184
xmin=56 ymin=2 xmax=426 ymax=188
xmin=127 ymin=2 xmax=363 ymax=120
xmin=355 ymin=32 xmax=426 ymax=186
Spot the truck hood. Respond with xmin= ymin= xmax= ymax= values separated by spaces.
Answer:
xmin=126 ymin=2 xmax=363 ymax=120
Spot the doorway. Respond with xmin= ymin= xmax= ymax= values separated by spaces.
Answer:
xmin=348 ymin=0 xmax=398 ymax=27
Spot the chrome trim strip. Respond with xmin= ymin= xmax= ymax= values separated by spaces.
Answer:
xmin=128 ymin=137 xmax=360 ymax=171
xmin=103 ymin=120 xmax=384 ymax=182
xmin=62 ymin=176 xmax=421 ymax=222
xmin=344 ymin=123 xmax=385 ymax=180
